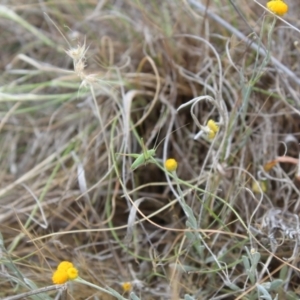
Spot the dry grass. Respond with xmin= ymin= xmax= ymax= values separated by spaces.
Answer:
xmin=1 ymin=0 xmax=300 ymax=299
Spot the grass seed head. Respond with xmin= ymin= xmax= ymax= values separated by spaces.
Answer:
xmin=65 ymin=42 xmax=88 ymax=62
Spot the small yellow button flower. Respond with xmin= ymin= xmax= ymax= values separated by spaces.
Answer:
xmin=206 ymin=119 xmax=219 ymax=140
xmin=52 ymin=261 xmax=78 ymax=284
xmin=207 ymin=119 xmax=219 ymax=133
xmin=266 ymin=0 xmax=288 ymax=16
xmin=208 ymin=129 xmax=217 ymax=140
xmin=67 ymin=267 xmax=79 ymax=280
xmin=122 ymin=281 xmax=132 ymax=292
xmin=165 ymin=158 xmax=178 ymax=172
xmin=252 ymin=180 xmax=267 ymax=194
xmin=57 ymin=261 xmax=74 ymax=271
xmin=52 ymin=269 xmax=69 ymax=284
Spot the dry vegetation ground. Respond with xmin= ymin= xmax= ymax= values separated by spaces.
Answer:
xmin=1 ymin=0 xmax=300 ymax=299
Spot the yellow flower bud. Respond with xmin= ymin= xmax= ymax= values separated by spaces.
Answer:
xmin=266 ymin=0 xmax=288 ymax=16
xmin=52 ymin=261 xmax=78 ymax=284
xmin=206 ymin=119 xmax=219 ymax=140
xmin=165 ymin=158 xmax=178 ymax=172
xmin=252 ymin=180 xmax=267 ymax=194
xmin=67 ymin=267 xmax=79 ymax=280
xmin=122 ymin=281 xmax=132 ymax=292
xmin=52 ymin=269 xmax=69 ymax=284
xmin=207 ymin=129 xmax=216 ymax=140
xmin=207 ymin=119 xmax=219 ymax=134
xmin=57 ymin=261 xmax=74 ymax=272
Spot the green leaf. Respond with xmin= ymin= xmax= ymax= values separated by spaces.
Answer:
xmin=130 ymin=292 xmax=141 ymax=300
xmin=251 ymin=252 xmax=261 ymax=267
xmin=257 ymin=284 xmax=272 ymax=300
xmin=242 ymin=255 xmax=250 ymax=270
xmin=184 ymin=295 xmax=195 ymax=300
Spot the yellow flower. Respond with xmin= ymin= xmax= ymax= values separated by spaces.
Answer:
xmin=67 ymin=267 xmax=79 ymax=280
xmin=206 ymin=119 xmax=219 ymax=140
xmin=57 ymin=261 xmax=74 ymax=272
xmin=165 ymin=158 xmax=178 ymax=172
xmin=207 ymin=129 xmax=217 ymax=140
xmin=207 ymin=119 xmax=219 ymax=133
xmin=252 ymin=180 xmax=267 ymax=194
xmin=52 ymin=269 xmax=69 ymax=284
xmin=266 ymin=0 xmax=288 ymax=16
xmin=52 ymin=261 xmax=78 ymax=284
xmin=122 ymin=281 xmax=132 ymax=292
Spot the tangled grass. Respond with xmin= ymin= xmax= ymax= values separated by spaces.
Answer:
xmin=1 ymin=0 xmax=300 ymax=299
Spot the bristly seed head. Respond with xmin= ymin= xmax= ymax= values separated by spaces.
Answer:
xmin=65 ymin=41 xmax=88 ymax=62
